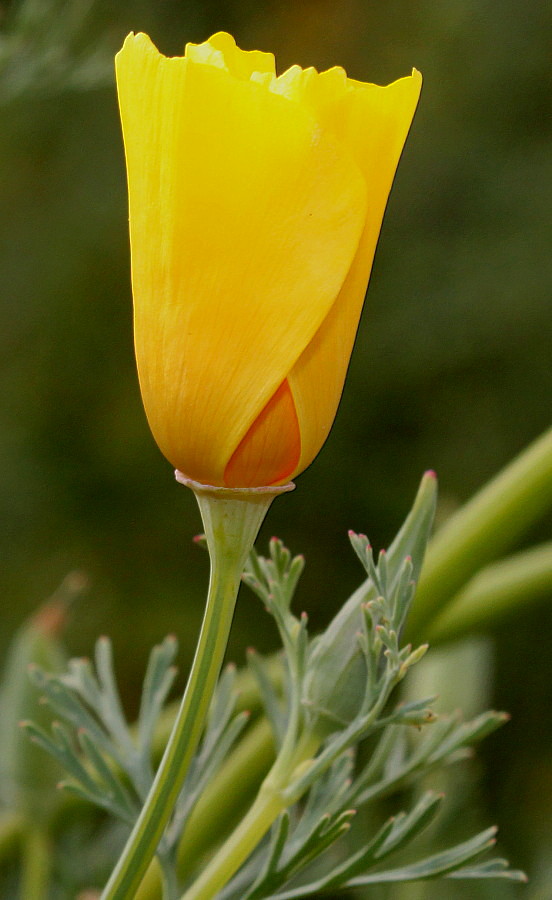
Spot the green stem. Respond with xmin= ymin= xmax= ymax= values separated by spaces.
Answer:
xmin=179 ymin=656 xmax=408 ymax=898
xmin=180 ymin=730 xmax=320 ymax=900
xmin=426 ymin=540 xmax=552 ymax=644
xmin=149 ymin=656 xmax=283 ymax=759
xmin=0 ymin=811 xmax=24 ymax=868
xmin=102 ymin=475 xmax=293 ymax=900
xmin=136 ymin=717 xmax=277 ymax=900
xmin=19 ymin=825 xmax=51 ymax=900
xmin=407 ymin=424 xmax=552 ymax=640
xmin=181 ymin=783 xmax=286 ymax=900
xmin=159 ymin=852 xmax=180 ymax=900
xmin=176 ymin=717 xmax=276 ymax=873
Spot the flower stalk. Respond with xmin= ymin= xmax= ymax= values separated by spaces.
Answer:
xmin=101 ymin=475 xmax=293 ymax=900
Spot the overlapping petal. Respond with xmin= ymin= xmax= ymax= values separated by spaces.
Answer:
xmin=185 ymin=31 xmax=275 ymax=80
xmin=224 ymin=378 xmax=300 ymax=487
xmin=116 ymin=33 xmax=367 ymax=485
xmin=219 ymin=63 xmax=422 ymax=482
xmin=286 ymin=72 xmax=423 ymax=474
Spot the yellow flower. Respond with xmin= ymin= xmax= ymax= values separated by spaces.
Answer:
xmin=116 ymin=32 xmax=421 ymax=488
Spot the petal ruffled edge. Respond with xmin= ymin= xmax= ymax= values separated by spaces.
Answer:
xmin=185 ymin=31 xmax=276 ymax=80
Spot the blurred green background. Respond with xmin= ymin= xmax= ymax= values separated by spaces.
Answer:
xmin=0 ymin=0 xmax=550 ymax=896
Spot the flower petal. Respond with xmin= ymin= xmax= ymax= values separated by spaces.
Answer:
xmin=224 ymin=379 xmax=300 ymax=487
xmin=286 ymin=71 xmax=423 ymax=475
xmin=185 ymin=32 xmax=276 ymax=80
xmin=116 ymin=33 xmax=366 ymax=485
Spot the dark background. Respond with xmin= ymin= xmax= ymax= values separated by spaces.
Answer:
xmin=0 ymin=1 xmax=550 ymax=896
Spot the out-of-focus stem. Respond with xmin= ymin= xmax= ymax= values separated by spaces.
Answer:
xmin=426 ymin=540 xmax=552 ymax=644
xmin=19 ymin=825 xmax=51 ymax=900
xmin=0 ymin=811 xmax=24 ymax=867
xmin=408 ymin=425 xmax=552 ymax=640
